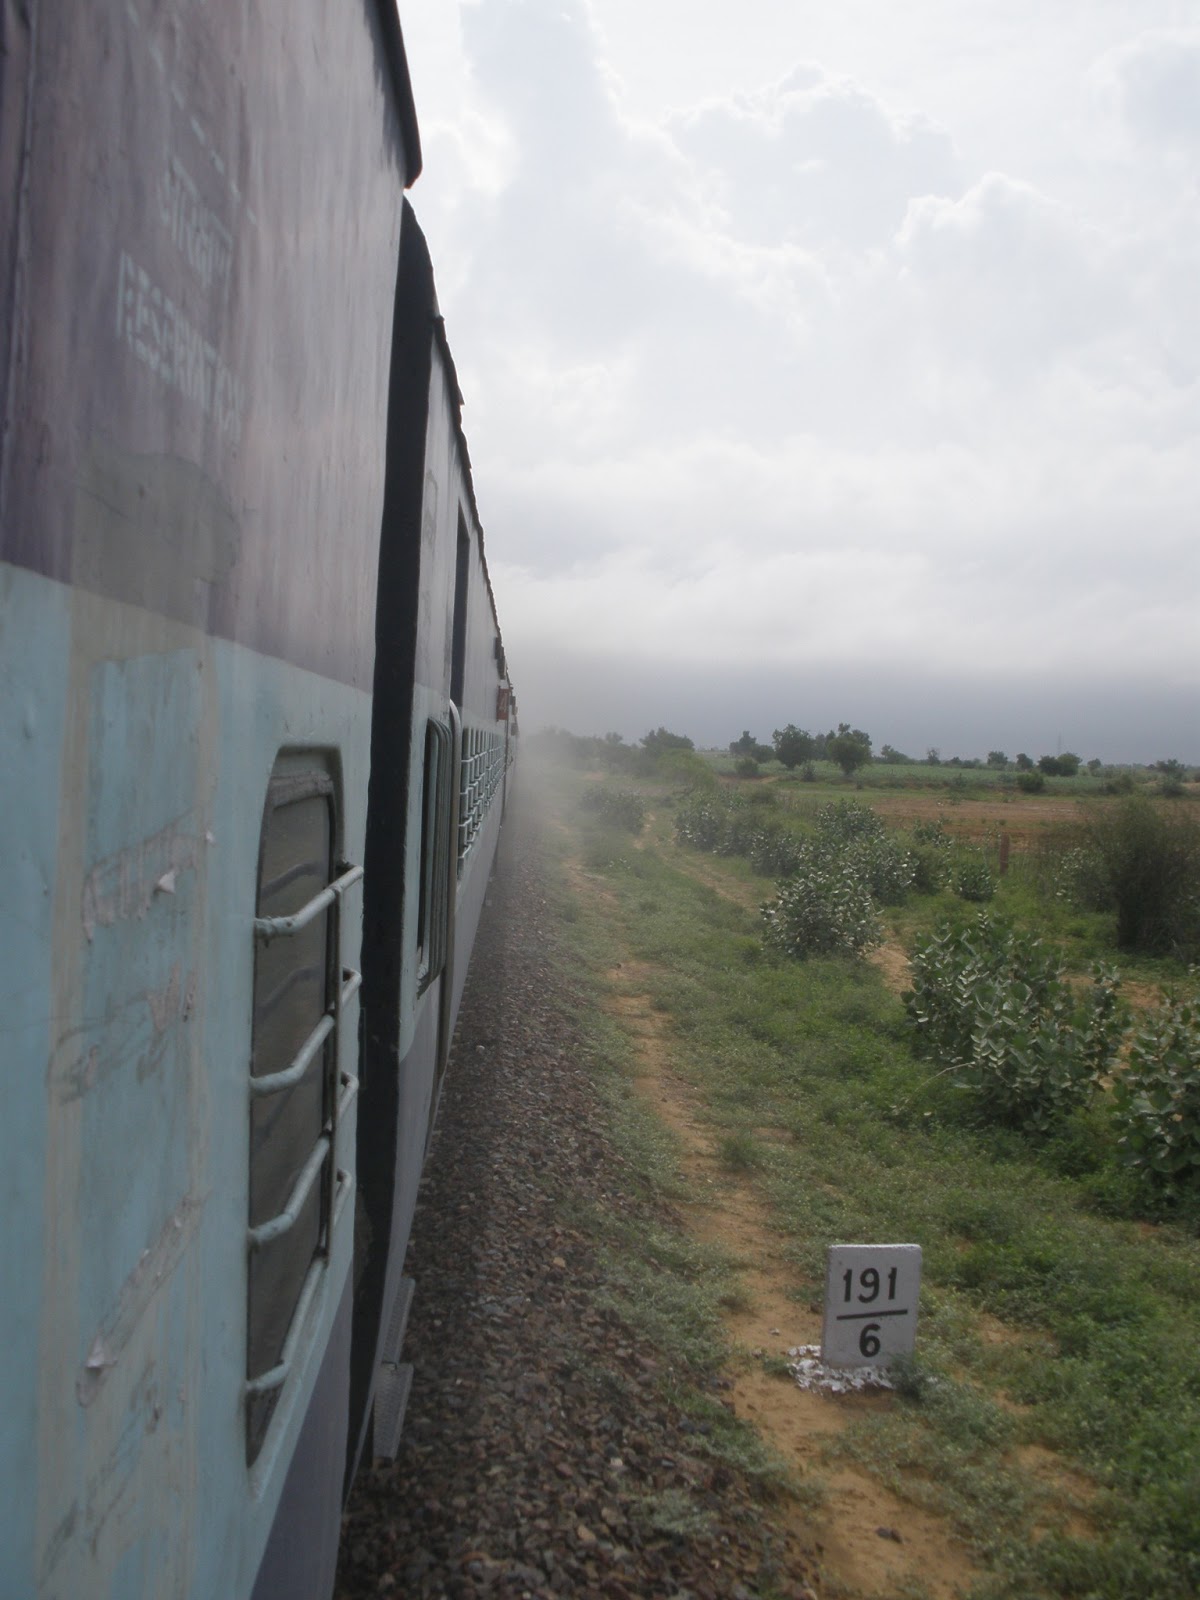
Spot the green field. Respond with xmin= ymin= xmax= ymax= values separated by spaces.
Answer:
xmin=538 ymin=742 xmax=1200 ymax=1600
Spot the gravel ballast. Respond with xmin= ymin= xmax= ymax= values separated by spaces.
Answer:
xmin=335 ymin=789 xmax=817 ymax=1599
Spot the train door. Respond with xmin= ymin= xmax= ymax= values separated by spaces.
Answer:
xmin=432 ymin=514 xmax=472 ymax=1105
xmin=344 ymin=199 xmax=432 ymax=1481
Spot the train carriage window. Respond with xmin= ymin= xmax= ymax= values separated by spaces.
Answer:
xmin=450 ymin=513 xmax=470 ymax=710
xmin=246 ymin=759 xmax=360 ymax=1465
xmin=458 ymin=726 xmax=506 ymax=867
xmin=417 ymin=719 xmax=453 ymax=992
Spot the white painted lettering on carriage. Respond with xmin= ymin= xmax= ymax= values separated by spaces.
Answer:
xmin=125 ymin=0 xmax=257 ymax=228
xmin=157 ymin=156 xmax=233 ymax=298
xmin=116 ymin=249 xmax=244 ymax=442
xmin=821 ymin=1244 xmax=922 ymax=1369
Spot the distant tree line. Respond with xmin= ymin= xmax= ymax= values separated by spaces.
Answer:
xmin=530 ymin=724 xmax=1194 ymax=790
xmin=529 ymin=725 xmax=704 ymax=779
xmin=754 ymin=723 xmax=873 ymax=777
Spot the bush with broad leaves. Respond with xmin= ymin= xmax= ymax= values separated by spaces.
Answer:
xmin=580 ymin=786 xmax=647 ymax=832
xmin=905 ymin=915 xmax=1125 ymax=1133
xmin=761 ymin=841 xmax=882 ymax=959
xmin=953 ymin=848 xmax=996 ymax=903
xmin=1111 ymin=987 xmax=1200 ymax=1194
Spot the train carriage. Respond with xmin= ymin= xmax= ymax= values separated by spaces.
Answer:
xmin=0 ymin=4 xmax=514 ymax=1596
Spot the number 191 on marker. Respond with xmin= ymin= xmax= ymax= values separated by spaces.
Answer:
xmin=821 ymin=1244 xmax=922 ymax=1368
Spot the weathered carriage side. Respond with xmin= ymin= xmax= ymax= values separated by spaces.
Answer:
xmin=0 ymin=4 xmax=513 ymax=1597
xmin=344 ymin=200 xmax=518 ymax=1500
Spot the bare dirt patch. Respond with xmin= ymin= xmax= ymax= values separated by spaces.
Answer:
xmin=867 ymin=940 xmax=911 ymax=997
xmin=1120 ymin=977 xmax=1167 ymax=1014
xmin=864 ymin=791 xmax=1085 ymax=849
xmin=1017 ymin=1446 xmax=1098 ymax=1542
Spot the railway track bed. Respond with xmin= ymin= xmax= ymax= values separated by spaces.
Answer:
xmin=335 ymin=791 xmax=817 ymax=1600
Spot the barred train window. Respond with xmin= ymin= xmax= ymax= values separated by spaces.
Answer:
xmin=457 ymin=726 xmax=505 ymax=866
xmin=245 ymin=763 xmax=358 ymax=1464
xmin=418 ymin=719 xmax=453 ymax=992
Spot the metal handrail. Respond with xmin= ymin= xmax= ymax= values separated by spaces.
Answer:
xmin=244 ymin=1164 xmax=352 ymax=1400
xmin=244 ymin=1255 xmax=325 ymax=1397
xmin=249 ymin=970 xmax=362 ymax=1098
xmin=247 ymin=1134 xmax=330 ymax=1250
xmin=250 ymin=1015 xmax=334 ymax=1099
xmin=253 ymin=862 xmax=363 ymax=942
xmin=245 ymin=834 xmax=365 ymax=1429
xmin=331 ymin=1165 xmax=353 ymax=1232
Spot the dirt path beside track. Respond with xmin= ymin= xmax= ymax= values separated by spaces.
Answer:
xmin=597 ymin=931 xmax=980 ymax=1600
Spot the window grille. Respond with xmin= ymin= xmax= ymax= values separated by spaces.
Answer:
xmin=417 ymin=719 xmax=453 ymax=992
xmin=245 ymin=765 xmax=361 ymax=1465
xmin=457 ymin=726 xmax=504 ymax=866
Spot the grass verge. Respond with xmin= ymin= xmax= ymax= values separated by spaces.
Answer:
xmin=538 ymin=753 xmax=1200 ymax=1600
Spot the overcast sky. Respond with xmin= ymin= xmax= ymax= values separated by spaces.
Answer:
xmin=398 ymin=0 xmax=1198 ymax=762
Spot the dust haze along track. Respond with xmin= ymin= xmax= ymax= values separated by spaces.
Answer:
xmin=335 ymin=784 xmax=814 ymax=1600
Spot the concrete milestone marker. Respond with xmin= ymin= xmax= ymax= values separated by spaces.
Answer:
xmin=821 ymin=1244 xmax=922 ymax=1369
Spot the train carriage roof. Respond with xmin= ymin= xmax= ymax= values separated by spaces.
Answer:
xmin=431 ymin=311 xmax=510 ymax=669
xmin=376 ymin=1 xmax=423 ymax=187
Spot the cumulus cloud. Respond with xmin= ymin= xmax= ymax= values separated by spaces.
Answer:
xmin=452 ymin=0 xmax=709 ymax=355
xmin=670 ymin=64 xmax=961 ymax=254
xmin=895 ymin=173 xmax=1124 ymax=380
xmin=1092 ymin=30 xmax=1200 ymax=157
xmin=402 ymin=0 xmax=1200 ymax=755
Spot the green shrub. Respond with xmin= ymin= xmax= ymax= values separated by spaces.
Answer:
xmin=721 ymin=807 xmax=763 ymax=859
xmin=953 ymin=847 xmax=996 ymax=903
xmin=904 ymin=820 xmax=953 ymax=894
xmin=907 ymin=917 xmax=1060 ymax=1065
xmin=1111 ymin=988 xmax=1200 ymax=1195
xmin=748 ymin=827 xmax=805 ymax=879
xmin=911 ymin=819 xmax=952 ymax=847
xmin=1017 ymin=771 xmax=1046 ymax=794
xmin=1155 ymin=758 xmax=1190 ymax=796
xmin=755 ymin=799 xmax=916 ymax=957
xmin=761 ymin=843 xmax=881 ymax=959
xmin=676 ymin=792 xmax=778 ymax=864
xmin=857 ymin=834 xmax=916 ymax=905
xmin=814 ymin=799 xmax=884 ymax=844
xmin=806 ymin=802 xmax=913 ymax=900
xmin=658 ymin=749 xmax=717 ymax=789
xmin=675 ymin=794 xmax=729 ymax=851
xmin=680 ymin=791 xmax=912 ymax=931
xmin=908 ymin=844 xmax=949 ymax=894
xmin=1039 ymin=752 xmax=1082 ymax=777
xmin=1051 ymin=843 xmax=1102 ymax=906
xmin=581 ymin=786 xmax=647 ymax=832
xmin=744 ymin=785 xmax=777 ymax=808
xmin=1080 ymin=796 xmax=1200 ymax=960
xmin=905 ymin=917 xmax=1125 ymax=1133
xmin=954 ymin=963 xmax=1123 ymax=1134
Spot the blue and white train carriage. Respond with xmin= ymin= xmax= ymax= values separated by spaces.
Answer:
xmin=0 ymin=4 xmax=515 ymax=1596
